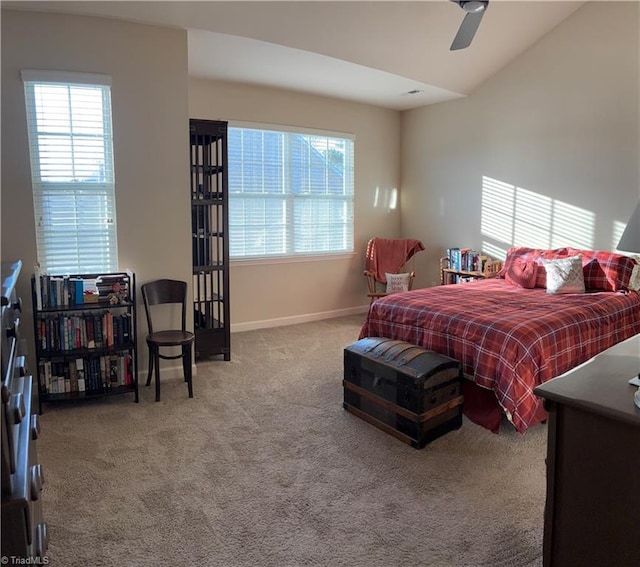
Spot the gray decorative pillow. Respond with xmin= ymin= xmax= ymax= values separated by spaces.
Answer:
xmin=622 ymin=254 xmax=640 ymax=291
xmin=628 ymin=263 xmax=640 ymax=291
xmin=541 ymin=255 xmax=585 ymax=294
xmin=385 ymin=272 xmax=411 ymax=293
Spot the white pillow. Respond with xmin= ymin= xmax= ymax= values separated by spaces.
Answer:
xmin=621 ymin=254 xmax=640 ymax=291
xmin=628 ymin=263 xmax=640 ymax=292
xmin=541 ymin=255 xmax=585 ymax=294
xmin=385 ymin=272 xmax=411 ymax=293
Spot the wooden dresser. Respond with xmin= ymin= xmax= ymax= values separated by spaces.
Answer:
xmin=534 ymin=335 xmax=640 ymax=567
xmin=1 ymin=261 xmax=48 ymax=560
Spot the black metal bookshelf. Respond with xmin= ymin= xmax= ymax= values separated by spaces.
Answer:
xmin=190 ymin=119 xmax=231 ymax=361
xmin=31 ymin=270 xmax=138 ymax=413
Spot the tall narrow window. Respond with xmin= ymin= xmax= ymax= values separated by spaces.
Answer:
xmin=228 ymin=124 xmax=354 ymax=260
xmin=22 ymin=71 xmax=118 ymax=274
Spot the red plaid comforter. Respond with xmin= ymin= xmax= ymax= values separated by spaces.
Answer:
xmin=359 ymin=279 xmax=640 ymax=433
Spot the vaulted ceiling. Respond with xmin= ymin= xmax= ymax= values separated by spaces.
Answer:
xmin=4 ymin=1 xmax=588 ymax=109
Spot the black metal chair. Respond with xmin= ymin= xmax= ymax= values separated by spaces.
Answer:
xmin=141 ymin=279 xmax=195 ymax=402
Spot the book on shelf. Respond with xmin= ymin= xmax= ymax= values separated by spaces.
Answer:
xmin=109 ymin=355 xmax=120 ymax=388
xmin=32 ymin=272 xmax=134 ymax=309
xmin=86 ymin=316 xmax=95 ymax=348
xmin=445 ymin=248 xmax=494 ymax=274
xmin=40 ymin=353 xmax=133 ymax=395
xmin=34 ymin=263 xmax=44 ymax=310
xmin=71 ymin=278 xmax=84 ymax=305
xmin=447 ymin=248 xmax=461 ymax=271
xmin=69 ymin=359 xmax=79 ymax=392
xmin=35 ymin=309 xmax=136 ymax=353
xmin=76 ymin=358 xmax=86 ymax=392
xmin=83 ymin=279 xmax=100 ymax=303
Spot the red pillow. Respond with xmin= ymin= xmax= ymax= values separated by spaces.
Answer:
xmin=567 ymin=248 xmax=636 ymax=291
xmin=499 ymin=247 xmax=570 ymax=288
xmin=504 ymin=259 xmax=538 ymax=289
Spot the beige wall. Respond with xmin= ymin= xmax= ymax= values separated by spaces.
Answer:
xmin=1 ymin=10 xmax=190 ymax=373
xmin=401 ymin=0 xmax=640 ymax=287
xmin=189 ymin=79 xmax=401 ymax=328
xmin=2 ymin=1 xmax=637 ymax=356
xmin=1 ymin=9 xmax=401 ymax=371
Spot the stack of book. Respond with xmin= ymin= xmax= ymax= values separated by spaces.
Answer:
xmin=35 ymin=311 xmax=132 ymax=351
xmin=39 ymin=353 xmax=134 ymax=394
xmin=445 ymin=248 xmax=489 ymax=273
xmin=32 ymin=268 xmax=130 ymax=309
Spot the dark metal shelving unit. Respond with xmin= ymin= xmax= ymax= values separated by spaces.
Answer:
xmin=30 ymin=270 xmax=139 ymax=414
xmin=189 ymin=119 xmax=230 ymax=361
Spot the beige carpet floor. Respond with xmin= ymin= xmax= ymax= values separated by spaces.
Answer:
xmin=39 ymin=314 xmax=547 ymax=566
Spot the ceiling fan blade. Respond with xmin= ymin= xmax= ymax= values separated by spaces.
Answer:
xmin=450 ymin=11 xmax=484 ymax=51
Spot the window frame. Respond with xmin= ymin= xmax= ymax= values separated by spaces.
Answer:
xmin=22 ymin=70 xmax=118 ymax=275
xmin=228 ymin=121 xmax=355 ymax=264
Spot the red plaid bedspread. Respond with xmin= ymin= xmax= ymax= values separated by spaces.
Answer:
xmin=359 ymin=279 xmax=640 ymax=433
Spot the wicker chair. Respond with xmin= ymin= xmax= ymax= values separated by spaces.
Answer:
xmin=364 ymin=238 xmax=425 ymax=303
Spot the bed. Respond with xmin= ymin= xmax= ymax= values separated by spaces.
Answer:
xmin=358 ymin=247 xmax=640 ymax=433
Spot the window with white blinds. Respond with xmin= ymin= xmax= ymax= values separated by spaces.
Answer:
xmin=228 ymin=125 xmax=354 ymax=260
xmin=22 ymin=71 xmax=118 ymax=275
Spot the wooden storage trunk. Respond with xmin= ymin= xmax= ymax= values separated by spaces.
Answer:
xmin=343 ymin=337 xmax=463 ymax=449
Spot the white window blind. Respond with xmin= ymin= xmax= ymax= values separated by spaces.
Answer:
xmin=22 ymin=71 xmax=118 ymax=274
xmin=228 ymin=125 xmax=354 ymax=259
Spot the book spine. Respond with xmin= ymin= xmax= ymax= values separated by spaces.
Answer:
xmin=76 ymin=358 xmax=86 ymax=392
xmin=109 ymin=355 xmax=119 ymax=388
xmin=34 ymin=266 xmax=43 ymax=311
xmin=95 ymin=315 xmax=103 ymax=348
xmin=87 ymin=315 xmax=95 ymax=349
xmin=69 ymin=359 xmax=78 ymax=392
xmin=74 ymin=279 xmax=84 ymax=305
xmin=100 ymin=356 xmax=107 ymax=389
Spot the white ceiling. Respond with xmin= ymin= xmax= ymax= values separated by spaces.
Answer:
xmin=4 ymin=1 xmax=588 ymax=110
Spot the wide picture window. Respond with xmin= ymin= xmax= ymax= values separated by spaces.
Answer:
xmin=22 ymin=71 xmax=118 ymax=274
xmin=228 ymin=125 xmax=354 ymax=260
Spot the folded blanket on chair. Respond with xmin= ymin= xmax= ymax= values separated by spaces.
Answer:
xmin=365 ymin=238 xmax=425 ymax=283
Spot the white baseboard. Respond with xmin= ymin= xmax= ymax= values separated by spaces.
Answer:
xmin=138 ymin=363 xmax=199 ymax=379
xmin=139 ymin=306 xmax=369 ymax=376
xmin=230 ymin=304 xmax=370 ymax=333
